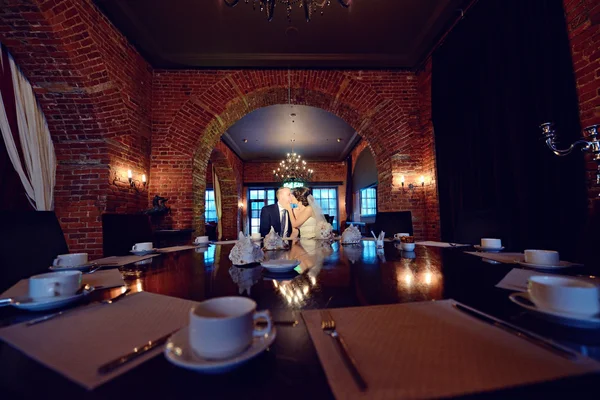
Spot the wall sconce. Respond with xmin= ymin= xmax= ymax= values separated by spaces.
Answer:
xmin=540 ymin=122 xmax=600 ymax=183
xmin=111 ymin=168 xmax=147 ymax=193
xmin=401 ymin=175 xmax=426 ymax=194
xmin=238 ymin=201 xmax=244 ymax=210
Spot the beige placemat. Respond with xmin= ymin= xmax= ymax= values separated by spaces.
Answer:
xmin=0 ymin=291 xmax=196 ymax=389
xmin=464 ymin=251 xmax=523 ymax=263
xmin=1 ymin=269 xmax=125 ymax=298
xmin=212 ymin=240 xmax=238 ymax=245
xmin=156 ymin=245 xmax=199 ymax=253
xmin=416 ymin=241 xmax=469 ymax=248
xmin=302 ymin=300 xmax=600 ymax=400
xmin=92 ymin=254 xmax=160 ymax=266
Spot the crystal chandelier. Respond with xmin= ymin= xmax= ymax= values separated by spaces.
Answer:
xmin=223 ymin=0 xmax=351 ymax=22
xmin=273 ymin=140 xmax=314 ymax=184
xmin=273 ymin=70 xmax=314 ymax=184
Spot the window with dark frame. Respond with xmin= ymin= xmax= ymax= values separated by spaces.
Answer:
xmin=205 ymin=189 xmax=218 ymax=222
xmin=311 ymin=187 xmax=338 ymax=229
xmin=248 ymin=188 xmax=277 ymax=234
xmin=360 ymin=187 xmax=377 ymax=216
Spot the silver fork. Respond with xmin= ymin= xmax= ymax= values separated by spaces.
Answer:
xmin=320 ymin=310 xmax=367 ymax=391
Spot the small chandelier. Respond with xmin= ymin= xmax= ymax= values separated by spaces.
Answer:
xmin=273 ymin=140 xmax=314 ymax=184
xmin=223 ymin=0 xmax=351 ymax=22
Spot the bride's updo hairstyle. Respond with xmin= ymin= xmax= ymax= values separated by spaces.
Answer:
xmin=292 ymin=187 xmax=311 ymax=207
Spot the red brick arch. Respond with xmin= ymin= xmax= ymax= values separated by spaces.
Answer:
xmin=150 ymin=70 xmax=430 ymax=234
xmin=193 ymin=147 xmax=240 ymax=239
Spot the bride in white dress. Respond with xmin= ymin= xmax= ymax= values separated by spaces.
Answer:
xmin=284 ymin=187 xmax=325 ymax=239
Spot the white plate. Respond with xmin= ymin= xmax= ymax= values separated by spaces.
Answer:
xmin=14 ymin=287 xmax=95 ymax=312
xmin=260 ymin=259 xmax=300 ymax=273
xmin=49 ymin=262 xmax=98 ymax=272
xmin=517 ymin=261 xmax=582 ymax=270
xmin=130 ymin=249 xmax=157 ymax=256
xmin=509 ymin=292 xmax=600 ymax=328
xmin=474 ymin=245 xmax=505 ymax=252
xmin=164 ymin=326 xmax=276 ymax=373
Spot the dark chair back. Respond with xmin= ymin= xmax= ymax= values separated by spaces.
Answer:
xmin=0 ymin=211 xmax=69 ymax=292
xmin=372 ymin=211 xmax=413 ymax=238
xmin=205 ymin=223 xmax=217 ymax=241
xmin=453 ymin=209 xmax=506 ymax=245
xmin=102 ymin=214 xmax=153 ymax=256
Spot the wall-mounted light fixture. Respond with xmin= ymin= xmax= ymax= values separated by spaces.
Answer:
xmin=111 ymin=168 xmax=147 ymax=193
xmin=400 ymin=175 xmax=426 ymax=194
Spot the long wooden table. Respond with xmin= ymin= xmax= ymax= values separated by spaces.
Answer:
xmin=1 ymin=240 xmax=599 ymax=399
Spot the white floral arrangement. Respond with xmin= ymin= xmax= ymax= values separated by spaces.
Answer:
xmin=316 ymin=220 xmax=334 ymax=240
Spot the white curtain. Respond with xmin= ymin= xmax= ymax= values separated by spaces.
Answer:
xmin=212 ymin=165 xmax=223 ymax=240
xmin=0 ymin=47 xmax=56 ymax=210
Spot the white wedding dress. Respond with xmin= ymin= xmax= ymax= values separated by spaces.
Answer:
xmin=298 ymin=216 xmax=317 ymax=239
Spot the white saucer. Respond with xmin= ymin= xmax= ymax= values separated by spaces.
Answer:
xmin=49 ymin=262 xmax=98 ymax=272
xmin=130 ymin=249 xmax=157 ymax=256
xmin=14 ymin=287 xmax=95 ymax=312
xmin=509 ymin=292 xmax=600 ymax=328
xmin=164 ymin=326 xmax=276 ymax=373
xmin=474 ymin=245 xmax=505 ymax=252
xmin=517 ymin=261 xmax=581 ymax=270
xmin=260 ymin=259 xmax=300 ymax=273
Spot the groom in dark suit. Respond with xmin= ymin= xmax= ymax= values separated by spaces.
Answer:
xmin=259 ymin=187 xmax=294 ymax=238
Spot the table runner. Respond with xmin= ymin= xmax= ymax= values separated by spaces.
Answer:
xmin=1 ymin=269 xmax=125 ymax=298
xmin=416 ymin=241 xmax=470 ymax=248
xmin=302 ymin=300 xmax=600 ymax=399
xmin=0 ymin=291 xmax=196 ymax=389
xmin=156 ymin=245 xmax=199 ymax=253
xmin=92 ymin=254 xmax=160 ymax=267
xmin=464 ymin=251 xmax=523 ymax=264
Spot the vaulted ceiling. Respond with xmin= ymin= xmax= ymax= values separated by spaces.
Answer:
xmin=223 ymin=105 xmax=359 ymax=161
xmin=94 ymin=0 xmax=469 ymax=69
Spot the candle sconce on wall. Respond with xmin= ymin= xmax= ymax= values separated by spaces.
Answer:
xmin=400 ymin=175 xmax=426 ymax=194
xmin=110 ymin=168 xmax=147 ymax=193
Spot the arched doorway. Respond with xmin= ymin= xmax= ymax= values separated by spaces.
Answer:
xmin=149 ymin=71 xmax=438 ymax=240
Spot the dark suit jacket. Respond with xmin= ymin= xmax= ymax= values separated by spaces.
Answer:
xmin=259 ymin=203 xmax=291 ymax=237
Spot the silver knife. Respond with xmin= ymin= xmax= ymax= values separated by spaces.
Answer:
xmin=452 ymin=302 xmax=579 ymax=360
xmin=98 ymin=329 xmax=177 ymax=374
xmin=26 ymin=288 xmax=131 ymax=326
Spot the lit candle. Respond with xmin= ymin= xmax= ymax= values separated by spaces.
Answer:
xmin=127 ymin=169 xmax=132 ymax=179
xmin=142 ymin=174 xmax=146 ymax=183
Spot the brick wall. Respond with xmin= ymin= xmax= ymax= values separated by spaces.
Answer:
xmin=563 ymin=0 xmax=600 ymax=201
xmin=0 ymin=0 xmax=152 ymax=257
xmin=151 ymin=70 xmax=438 ymax=241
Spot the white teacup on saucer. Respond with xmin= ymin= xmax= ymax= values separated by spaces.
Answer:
xmin=132 ymin=242 xmax=153 ymax=252
xmin=527 ymin=275 xmax=600 ymax=316
xmin=53 ymin=253 xmax=88 ymax=268
xmin=480 ymin=238 xmax=502 ymax=249
xmin=524 ymin=250 xmax=560 ymax=266
xmin=194 ymin=236 xmax=209 ymax=245
xmin=29 ymin=271 xmax=82 ymax=300
xmin=189 ymin=296 xmax=272 ymax=360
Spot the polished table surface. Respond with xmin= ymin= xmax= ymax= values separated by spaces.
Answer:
xmin=1 ymin=240 xmax=599 ymax=399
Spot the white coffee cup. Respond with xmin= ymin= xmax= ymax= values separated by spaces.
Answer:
xmin=29 ymin=271 xmax=82 ymax=299
xmin=132 ymin=242 xmax=153 ymax=251
xmin=528 ymin=276 xmax=600 ymax=316
xmin=394 ymin=233 xmax=410 ymax=241
xmin=481 ymin=238 xmax=502 ymax=249
xmin=194 ymin=236 xmax=209 ymax=245
xmin=251 ymin=232 xmax=261 ymax=240
xmin=401 ymin=243 xmax=415 ymax=251
xmin=524 ymin=249 xmax=559 ymax=265
xmin=189 ymin=296 xmax=272 ymax=360
xmin=52 ymin=253 xmax=88 ymax=267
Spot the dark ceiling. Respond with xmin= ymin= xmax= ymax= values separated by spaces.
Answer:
xmin=222 ymin=104 xmax=360 ymax=162
xmin=93 ymin=0 xmax=469 ymax=69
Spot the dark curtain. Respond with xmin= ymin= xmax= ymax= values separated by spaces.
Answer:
xmin=345 ymin=154 xmax=353 ymax=222
xmin=432 ymin=0 xmax=586 ymax=259
xmin=0 ymin=43 xmax=31 ymax=211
